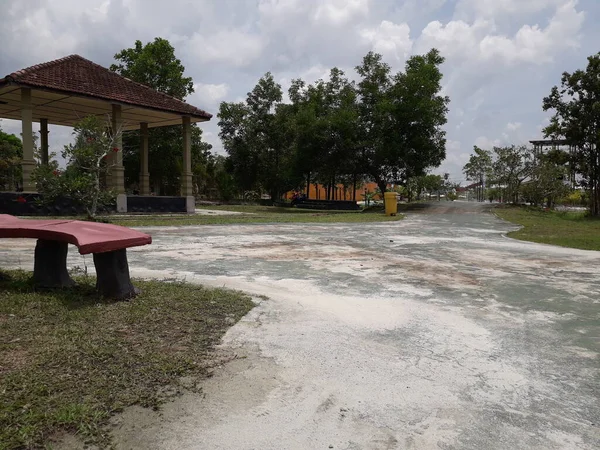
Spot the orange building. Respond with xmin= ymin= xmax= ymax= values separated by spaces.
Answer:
xmin=284 ymin=182 xmax=385 ymax=202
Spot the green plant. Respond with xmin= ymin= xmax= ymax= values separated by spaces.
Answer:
xmin=32 ymin=116 xmax=120 ymax=218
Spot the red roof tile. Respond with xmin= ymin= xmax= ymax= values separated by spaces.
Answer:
xmin=0 ymin=55 xmax=212 ymax=120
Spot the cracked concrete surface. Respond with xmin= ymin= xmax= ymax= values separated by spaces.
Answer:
xmin=1 ymin=202 xmax=599 ymax=449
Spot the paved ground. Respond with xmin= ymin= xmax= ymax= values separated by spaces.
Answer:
xmin=1 ymin=202 xmax=599 ymax=449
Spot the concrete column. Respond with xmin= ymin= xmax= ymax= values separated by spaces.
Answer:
xmin=21 ymin=88 xmax=36 ymax=192
xmin=181 ymin=117 xmax=194 ymax=212
xmin=110 ymin=104 xmax=125 ymax=193
xmin=111 ymin=104 xmax=126 ymax=212
xmin=139 ymin=122 xmax=150 ymax=195
xmin=39 ymin=118 xmax=49 ymax=166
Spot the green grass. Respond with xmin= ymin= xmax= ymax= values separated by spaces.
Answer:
xmin=0 ymin=270 xmax=255 ymax=449
xmin=494 ymin=205 xmax=600 ymax=251
xmin=106 ymin=204 xmax=404 ymax=227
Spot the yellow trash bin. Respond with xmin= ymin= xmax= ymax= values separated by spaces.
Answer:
xmin=384 ymin=192 xmax=398 ymax=216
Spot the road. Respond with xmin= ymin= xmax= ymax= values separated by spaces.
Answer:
xmin=1 ymin=202 xmax=599 ymax=449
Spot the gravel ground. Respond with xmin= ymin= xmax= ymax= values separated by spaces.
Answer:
xmin=1 ymin=201 xmax=598 ymax=449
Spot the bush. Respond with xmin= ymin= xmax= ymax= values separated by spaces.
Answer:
xmin=32 ymin=116 xmax=119 ymax=218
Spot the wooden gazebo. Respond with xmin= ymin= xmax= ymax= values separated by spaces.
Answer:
xmin=0 ymin=55 xmax=212 ymax=213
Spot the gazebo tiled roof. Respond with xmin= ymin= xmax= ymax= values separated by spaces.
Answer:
xmin=0 ymin=55 xmax=211 ymax=130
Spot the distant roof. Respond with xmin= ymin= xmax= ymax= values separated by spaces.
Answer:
xmin=0 ymin=55 xmax=211 ymax=130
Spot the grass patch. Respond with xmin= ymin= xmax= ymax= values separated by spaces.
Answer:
xmin=105 ymin=204 xmax=403 ymax=227
xmin=0 ymin=270 xmax=255 ymax=449
xmin=494 ymin=205 xmax=600 ymax=251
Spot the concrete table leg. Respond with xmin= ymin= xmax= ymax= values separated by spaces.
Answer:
xmin=33 ymin=239 xmax=75 ymax=288
xmin=93 ymin=249 xmax=139 ymax=299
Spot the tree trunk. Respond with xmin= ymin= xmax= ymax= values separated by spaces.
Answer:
xmin=377 ymin=180 xmax=387 ymax=201
xmin=306 ymin=172 xmax=311 ymax=198
xmin=352 ymin=173 xmax=357 ymax=201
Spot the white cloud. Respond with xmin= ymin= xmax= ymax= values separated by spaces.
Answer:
xmin=474 ymin=136 xmax=503 ymax=149
xmin=361 ymin=21 xmax=413 ymax=64
xmin=418 ymin=1 xmax=584 ymax=66
xmin=455 ymin=0 xmax=566 ymax=19
xmin=185 ymin=30 xmax=265 ymax=67
xmin=313 ymin=0 xmax=370 ymax=26
xmin=506 ymin=122 xmax=522 ymax=131
xmin=191 ymin=83 xmax=230 ymax=107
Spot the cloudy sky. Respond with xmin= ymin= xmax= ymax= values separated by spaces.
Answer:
xmin=1 ymin=0 xmax=598 ymax=184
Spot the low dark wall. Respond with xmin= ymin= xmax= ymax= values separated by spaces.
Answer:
xmin=0 ymin=192 xmax=186 ymax=216
xmin=126 ymin=195 xmax=186 ymax=213
xmin=297 ymin=199 xmax=360 ymax=211
xmin=0 ymin=192 xmax=115 ymax=216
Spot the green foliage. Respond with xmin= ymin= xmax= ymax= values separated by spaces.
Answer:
xmin=32 ymin=116 xmax=118 ymax=218
xmin=356 ymin=49 xmax=449 ymax=195
xmin=463 ymin=146 xmax=492 ymax=202
xmin=561 ymin=190 xmax=587 ymax=207
xmin=110 ymin=38 xmax=214 ymax=196
xmin=464 ymin=143 xmax=571 ymax=206
xmin=110 ymin=38 xmax=193 ymax=100
xmin=219 ymin=49 xmax=449 ymax=201
xmin=492 ymin=145 xmax=532 ymax=203
xmin=520 ymin=155 xmax=571 ymax=207
xmin=0 ymin=126 xmax=23 ymax=191
xmin=543 ymin=52 xmax=600 ymax=215
xmin=219 ymin=73 xmax=303 ymax=199
xmin=406 ymin=174 xmax=444 ymax=200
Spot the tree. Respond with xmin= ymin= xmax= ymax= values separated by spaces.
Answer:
xmin=521 ymin=154 xmax=571 ymax=207
xmin=356 ymin=49 xmax=450 ymax=195
xmin=492 ymin=145 xmax=532 ymax=203
xmin=463 ymin=146 xmax=492 ymax=202
xmin=110 ymin=38 xmax=193 ymax=100
xmin=287 ymin=68 xmax=361 ymax=199
xmin=219 ymin=73 xmax=301 ymax=199
xmin=543 ymin=52 xmax=600 ymax=215
xmin=0 ymin=126 xmax=23 ymax=191
xmin=110 ymin=38 xmax=213 ymax=195
xmin=33 ymin=116 xmax=120 ymax=218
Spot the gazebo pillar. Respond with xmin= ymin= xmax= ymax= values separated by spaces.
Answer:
xmin=20 ymin=88 xmax=36 ymax=192
xmin=110 ymin=104 xmax=126 ymax=212
xmin=181 ymin=116 xmax=194 ymax=212
xmin=39 ymin=118 xmax=49 ymax=166
xmin=139 ymin=122 xmax=150 ymax=195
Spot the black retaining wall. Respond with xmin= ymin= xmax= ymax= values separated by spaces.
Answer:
xmin=126 ymin=195 xmax=187 ymax=213
xmin=0 ymin=192 xmax=115 ymax=216
xmin=0 ymin=193 xmax=187 ymax=215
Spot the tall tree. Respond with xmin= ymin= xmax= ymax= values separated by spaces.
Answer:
xmin=219 ymin=73 xmax=300 ymax=199
xmin=110 ymin=38 xmax=193 ymax=100
xmin=356 ymin=49 xmax=449 ymax=195
xmin=492 ymin=145 xmax=532 ymax=203
xmin=110 ymin=38 xmax=212 ymax=195
xmin=463 ymin=146 xmax=492 ymax=202
xmin=543 ymin=52 xmax=600 ymax=215
xmin=521 ymin=152 xmax=571 ymax=207
xmin=287 ymin=69 xmax=360 ymax=199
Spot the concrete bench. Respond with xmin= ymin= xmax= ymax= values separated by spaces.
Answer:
xmin=0 ymin=214 xmax=152 ymax=299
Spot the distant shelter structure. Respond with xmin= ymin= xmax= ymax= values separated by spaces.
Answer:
xmin=529 ymin=139 xmax=578 ymax=188
xmin=0 ymin=55 xmax=212 ymax=214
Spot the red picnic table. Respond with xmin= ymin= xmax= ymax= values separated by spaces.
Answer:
xmin=0 ymin=214 xmax=152 ymax=299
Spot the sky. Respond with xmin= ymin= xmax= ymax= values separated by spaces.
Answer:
xmin=1 ymin=0 xmax=599 ymax=185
